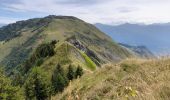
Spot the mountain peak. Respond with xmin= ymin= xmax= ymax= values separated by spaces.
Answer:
xmin=44 ymin=15 xmax=82 ymax=20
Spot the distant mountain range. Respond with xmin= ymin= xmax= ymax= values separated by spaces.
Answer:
xmin=95 ymin=23 xmax=170 ymax=55
xmin=0 ymin=24 xmax=5 ymax=27
xmin=119 ymin=43 xmax=155 ymax=58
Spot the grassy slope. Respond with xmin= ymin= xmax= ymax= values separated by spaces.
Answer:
xmin=80 ymin=51 xmax=96 ymax=71
xmin=0 ymin=16 xmax=133 ymax=71
xmin=0 ymin=28 xmax=43 ymax=69
xmin=39 ymin=42 xmax=97 ymax=74
xmin=43 ymin=18 xmax=133 ymax=62
xmin=53 ymin=58 xmax=170 ymax=100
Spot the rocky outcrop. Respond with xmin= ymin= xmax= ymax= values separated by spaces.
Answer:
xmin=67 ymin=37 xmax=102 ymax=66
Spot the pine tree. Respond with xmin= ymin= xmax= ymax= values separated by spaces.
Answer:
xmin=24 ymin=67 xmax=51 ymax=100
xmin=75 ymin=65 xmax=83 ymax=78
xmin=51 ymin=64 xmax=68 ymax=94
xmin=67 ymin=64 xmax=75 ymax=80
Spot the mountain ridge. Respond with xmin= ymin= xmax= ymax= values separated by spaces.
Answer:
xmin=0 ymin=15 xmax=133 ymax=72
xmin=95 ymin=23 xmax=170 ymax=55
xmin=119 ymin=43 xmax=155 ymax=58
xmin=0 ymin=15 xmax=163 ymax=100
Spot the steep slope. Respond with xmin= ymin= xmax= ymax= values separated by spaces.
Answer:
xmin=53 ymin=58 xmax=170 ymax=100
xmin=0 ymin=15 xmax=133 ymax=72
xmin=119 ymin=43 xmax=155 ymax=58
xmin=39 ymin=42 xmax=97 ymax=73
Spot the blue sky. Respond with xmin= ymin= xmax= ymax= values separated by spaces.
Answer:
xmin=1 ymin=0 xmax=170 ymax=25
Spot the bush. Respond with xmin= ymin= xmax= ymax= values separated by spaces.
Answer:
xmin=35 ymin=58 xmax=44 ymax=66
xmin=11 ymin=71 xmax=24 ymax=86
xmin=0 ymin=69 xmax=24 ymax=100
xmin=121 ymin=63 xmax=138 ymax=73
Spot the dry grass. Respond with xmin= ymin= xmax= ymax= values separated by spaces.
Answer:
xmin=52 ymin=58 xmax=170 ymax=100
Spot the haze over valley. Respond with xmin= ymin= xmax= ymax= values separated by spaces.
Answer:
xmin=95 ymin=23 xmax=170 ymax=55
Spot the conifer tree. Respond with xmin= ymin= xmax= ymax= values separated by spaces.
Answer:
xmin=67 ymin=64 xmax=75 ymax=80
xmin=24 ymin=67 xmax=51 ymax=100
xmin=51 ymin=64 xmax=68 ymax=94
xmin=75 ymin=65 xmax=83 ymax=78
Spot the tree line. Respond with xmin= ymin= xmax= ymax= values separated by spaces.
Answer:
xmin=0 ymin=64 xmax=83 ymax=100
xmin=24 ymin=64 xmax=83 ymax=100
xmin=0 ymin=40 xmax=84 ymax=100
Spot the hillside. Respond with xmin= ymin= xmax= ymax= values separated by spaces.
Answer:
xmin=119 ymin=43 xmax=155 ymax=58
xmin=53 ymin=58 xmax=170 ymax=100
xmin=38 ymin=42 xmax=97 ymax=73
xmin=95 ymin=23 xmax=170 ymax=55
xmin=0 ymin=16 xmax=167 ymax=100
xmin=0 ymin=15 xmax=133 ymax=72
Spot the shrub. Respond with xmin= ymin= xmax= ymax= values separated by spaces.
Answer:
xmin=121 ymin=63 xmax=138 ymax=73
xmin=0 ymin=69 xmax=24 ymax=100
xmin=35 ymin=58 xmax=44 ymax=66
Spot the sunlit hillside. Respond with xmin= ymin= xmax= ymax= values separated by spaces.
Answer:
xmin=0 ymin=16 xmax=168 ymax=100
xmin=53 ymin=58 xmax=170 ymax=100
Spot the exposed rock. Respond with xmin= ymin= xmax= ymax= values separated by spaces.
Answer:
xmin=67 ymin=37 xmax=102 ymax=66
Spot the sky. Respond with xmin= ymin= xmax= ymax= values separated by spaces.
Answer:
xmin=1 ymin=0 xmax=170 ymax=25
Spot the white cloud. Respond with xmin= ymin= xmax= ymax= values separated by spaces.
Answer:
xmin=0 ymin=17 xmax=21 ymax=24
xmin=2 ymin=0 xmax=170 ymax=24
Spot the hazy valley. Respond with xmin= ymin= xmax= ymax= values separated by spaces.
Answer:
xmin=95 ymin=23 xmax=170 ymax=55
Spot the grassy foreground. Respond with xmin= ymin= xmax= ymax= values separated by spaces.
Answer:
xmin=53 ymin=58 xmax=170 ymax=100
